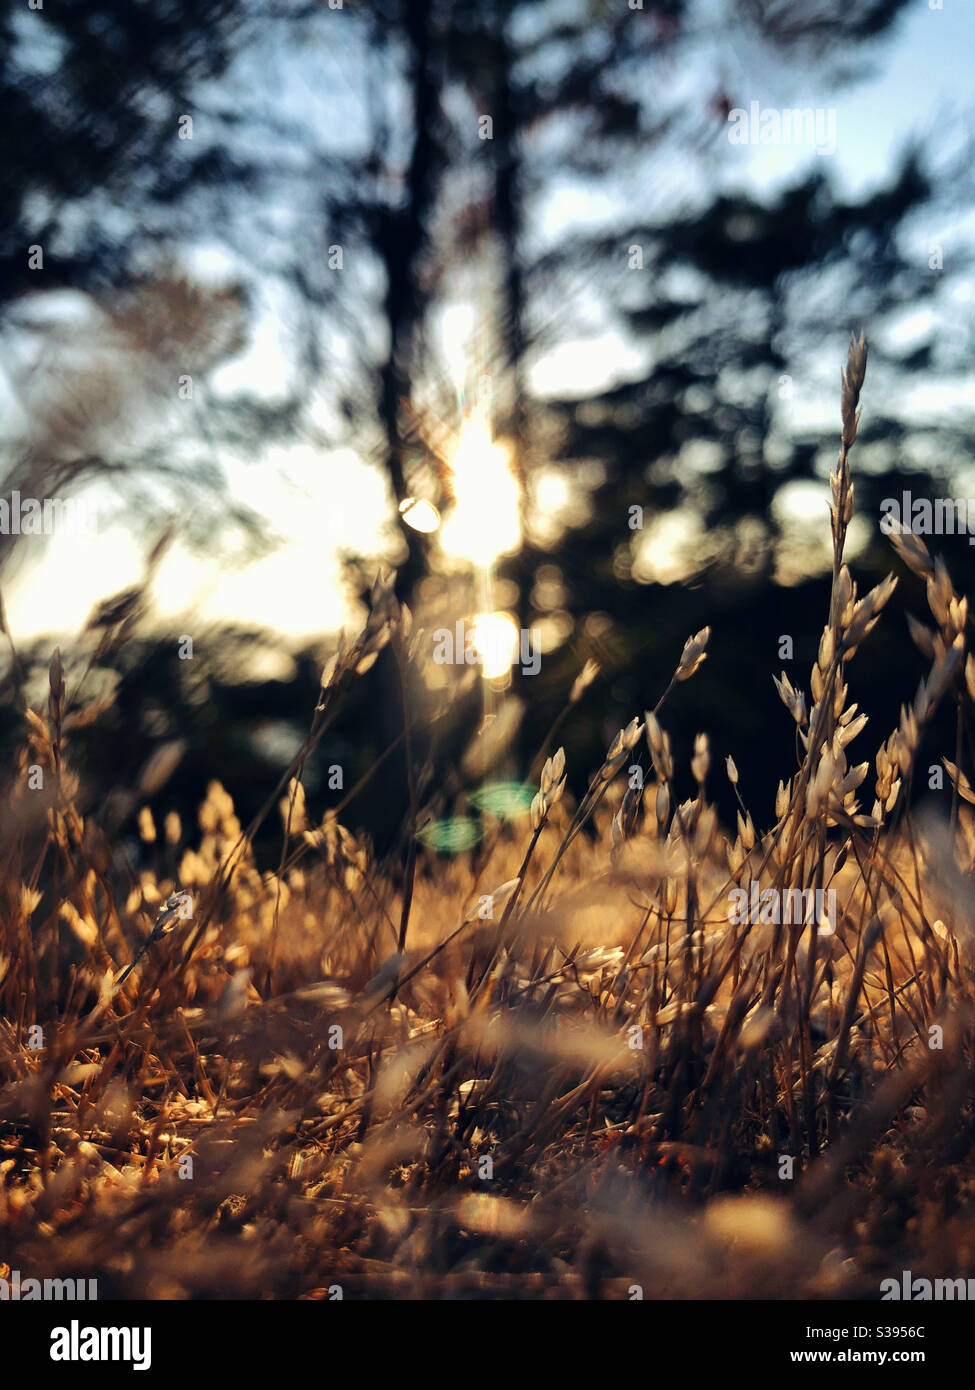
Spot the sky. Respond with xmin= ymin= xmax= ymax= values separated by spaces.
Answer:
xmin=4 ymin=0 xmax=975 ymax=646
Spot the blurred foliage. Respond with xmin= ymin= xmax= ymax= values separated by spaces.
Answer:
xmin=2 ymin=0 xmax=974 ymax=854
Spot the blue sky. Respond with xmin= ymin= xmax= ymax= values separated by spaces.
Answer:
xmin=4 ymin=0 xmax=974 ymax=643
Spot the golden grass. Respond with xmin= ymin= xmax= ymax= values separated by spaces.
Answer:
xmin=3 ymin=333 xmax=975 ymax=1299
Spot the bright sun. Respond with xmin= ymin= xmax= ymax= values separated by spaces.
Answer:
xmin=470 ymin=611 xmax=520 ymax=679
xmin=440 ymin=414 xmax=521 ymax=568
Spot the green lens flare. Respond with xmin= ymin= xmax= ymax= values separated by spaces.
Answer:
xmin=416 ymin=817 xmax=483 ymax=853
xmin=468 ymin=781 xmax=535 ymax=819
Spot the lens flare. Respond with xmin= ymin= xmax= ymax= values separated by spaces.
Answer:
xmin=468 ymin=781 xmax=535 ymax=819
xmin=416 ymin=817 xmax=483 ymax=853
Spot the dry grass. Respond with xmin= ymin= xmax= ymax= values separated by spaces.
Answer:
xmin=4 ymin=334 xmax=975 ymax=1299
